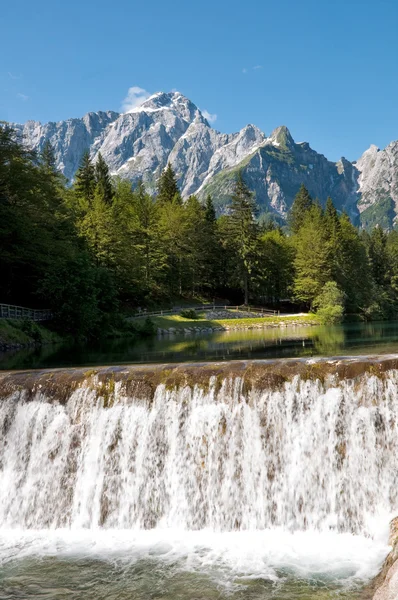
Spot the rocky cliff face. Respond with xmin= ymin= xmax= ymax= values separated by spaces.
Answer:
xmin=13 ymin=91 xmax=398 ymax=226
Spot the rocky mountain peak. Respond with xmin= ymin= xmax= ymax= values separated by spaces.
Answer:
xmin=12 ymin=92 xmax=398 ymax=229
xmin=129 ymin=91 xmax=201 ymax=124
xmin=268 ymin=125 xmax=295 ymax=150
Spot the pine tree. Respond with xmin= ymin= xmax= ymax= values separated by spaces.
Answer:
xmin=293 ymin=202 xmax=331 ymax=307
xmin=204 ymin=194 xmax=216 ymax=222
xmin=289 ymin=184 xmax=313 ymax=233
xmin=132 ymin=180 xmax=164 ymax=289
xmin=40 ymin=140 xmax=57 ymax=175
xmin=79 ymin=187 xmax=115 ymax=268
xmin=157 ymin=163 xmax=181 ymax=205
xmin=258 ymin=228 xmax=294 ymax=303
xmin=227 ymin=171 xmax=258 ymax=305
xmin=335 ymin=213 xmax=372 ymax=313
xmin=95 ymin=152 xmax=114 ymax=205
xmin=324 ymin=197 xmax=340 ymax=237
xmin=369 ymin=226 xmax=389 ymax=287
xmin=74 ymin=151 xmax=95 ymax=206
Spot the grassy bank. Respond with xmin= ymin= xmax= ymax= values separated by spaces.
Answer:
xmin=0 ymin=319 xmax=63 ymax=350
xmin=152 ymin=313 xmax=320 ymax=332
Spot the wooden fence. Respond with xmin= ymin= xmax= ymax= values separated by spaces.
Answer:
xmin=131 ymin=305 xmax=278 ymax=319
xmin=0 ymin=304 xmax=53 ymax=322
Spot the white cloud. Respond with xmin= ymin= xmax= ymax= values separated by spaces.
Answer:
xmin=242 ymin=65 xmax=263 ymax=74
xmin=202 ymin=109 xmax=217 ymax=124
xmin=121 ymin=86 xmax=151 ymax=113
xmin=8 ymin=71 xmax=22 ymax=80
xmin=16 ymin=92 xmax=28 ymax=101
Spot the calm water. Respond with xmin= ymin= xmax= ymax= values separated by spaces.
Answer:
xmin=2 ymin=320 xmax=398 ymax=370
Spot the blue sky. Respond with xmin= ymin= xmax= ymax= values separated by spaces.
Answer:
xmin=1 ymin=0 xmax=397 ymax=161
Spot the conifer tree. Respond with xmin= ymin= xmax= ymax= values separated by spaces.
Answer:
xmin=157 ymin=163 xmax=181 ymax=205
xmin=368 ymin=226 xmax=389 ymax=287
xmin=95 ymin=152 xmax=114 ymax=204
xmin=40 ymin=140 xmax=58 ymax=175
xmin=335 ymin=213 xmax=372 ymax=313
xmin=204 ymin=194 xmax=216 ymax=222
xmin=293 ymin=202 xmax=331 ymax=306
xmin=74 ymin=151 xmax=95 ymax=206
xmin=227 ymin=171 xmax=258 ymax=305
xmin=289 ymin=184 xmax=313 ymax=233
xmin=324 ymin=197 xmax=340 ymax=237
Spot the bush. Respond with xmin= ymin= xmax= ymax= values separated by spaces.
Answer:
xmin=313 ymin=281 xmax=345 ymax=324
xmin=180 ymin=309 xmax=199 ymax=320
xmin=19 ymin=319 xmax=43 ymax=343
xmin=139 ymin=317 xmax=156 ymax=336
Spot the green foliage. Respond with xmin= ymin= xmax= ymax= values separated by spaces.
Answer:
xmin=224 ymin=171 xmax=259 ymax=304
xmin=19 ymin=319 xmax=44 ymax=343
xmin=258 ymin=228 xmax=294 ymax=302
xmin=293 ymin=203 xmax=331 ymax=306
xmin=157 ymin=163 xmax=181 ymax=205
xmin=288 ymin=184 xmax=313 ymax=233
xmin=313 ymin=281 xmax=345 ymax=324
xmin=139 ymin=317 xmax=156 ymax=336
xmin=180 ymin=309 xmax=200 ymax=320
xmin=74 ymin=151 xmax=95 ymax=206
xmin=95 ymin=152 xmax=114 ymax=204
xmin=3 ymin=120 xmax=398 ymax=340
xmin=204 ymin=194 xmax=216 ymax=222
xmin=0 ymin=319 xmax=62 ymax=347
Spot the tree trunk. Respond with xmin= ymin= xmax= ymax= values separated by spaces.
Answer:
xmin=244 ymin=270 xmax=249 ymax=306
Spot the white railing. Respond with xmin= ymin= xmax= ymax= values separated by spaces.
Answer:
xmin=0 ymin=304 xmax=52 ymax=321
xmin=131 ymin=305 xmax=278 ymax=319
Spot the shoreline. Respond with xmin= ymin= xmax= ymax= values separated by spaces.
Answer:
xmin=155 ymin=314 xmax=320 ymax=335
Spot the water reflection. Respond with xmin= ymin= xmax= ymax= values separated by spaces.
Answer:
xmin=2 ymin=321 xmax=398 ymax=370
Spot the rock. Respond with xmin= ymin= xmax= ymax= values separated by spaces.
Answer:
xmin=370 ymin=517 xmax=398 ymax=600
xmin=15 ymin=91 xmax=398 ymax=224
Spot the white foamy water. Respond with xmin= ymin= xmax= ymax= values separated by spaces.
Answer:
xmin=0 ymin=367 xmax=397 ymax=595
xmin=0 ymin=528 xmax=389 ymax=588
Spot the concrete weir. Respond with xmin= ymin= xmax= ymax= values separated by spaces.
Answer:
xmin=2 ymin=355 xmax=398 ymax=597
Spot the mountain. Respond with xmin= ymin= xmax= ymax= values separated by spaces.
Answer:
xmin=13 ymin=91 xmax=398 ymax=226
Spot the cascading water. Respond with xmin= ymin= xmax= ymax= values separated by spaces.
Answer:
xmin=0 ymin=359 xmax=396 ymax=599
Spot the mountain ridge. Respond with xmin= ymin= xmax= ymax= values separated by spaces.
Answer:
xmin=12 ymin=91 xmax=398 ymax=227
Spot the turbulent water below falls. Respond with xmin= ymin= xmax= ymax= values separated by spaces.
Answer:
xmin=0 ymin=358 xmax=397 ymax=598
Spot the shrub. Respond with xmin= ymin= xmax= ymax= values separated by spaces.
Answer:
xmin=180 ymin=309 xmax=200 ymax=320
xmin=19 ymin=319 xmax=43 ymax=343
xmin=139 ymin=317 xmax=156 ymax=336
xmin=313 ymin=281 xmax=345 ymax=324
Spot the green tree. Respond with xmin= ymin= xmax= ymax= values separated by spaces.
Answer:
xmin=78 ymin=187 xmax=115 ymax=268
xmin=157 ymin=163 xmax=181 ymax=205
xmin=95 ymin=152 xmax=114 ymax=204
xmin=40 ymin=140 xmax=58 ymax=175
xmin=74 ymin=151 xmax=95 ymax=207
xmin=334 ymin=213 xmax=372 ymax=314
xmin=313 ymin=281 xmax=345 ymax=324
xmin=289 ymin=184 xmax=313 ymax=233
xmin=158 ymin=199 xmax=189 ymax=296
xmin=293 ymin=203 xmax=331 ymax=307
xmin=184 ymin=195 xmax=208 ymax=295
xmin=204 ymin=194 xmax=216 ymax=222
xmin=227 ymin=171 xmax=258 ymax=305
xmin=258 ymin=228 xmax=294 ymax=303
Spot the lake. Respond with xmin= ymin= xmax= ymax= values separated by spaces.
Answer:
xmin=2 ymin=320 xmax=398 ymax=370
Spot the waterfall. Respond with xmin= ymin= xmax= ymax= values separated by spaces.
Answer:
xmin=1 ymin=359 xmax=398 ymax=535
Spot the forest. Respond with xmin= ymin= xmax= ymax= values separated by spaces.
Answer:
xmin=1 ymin=122 xmax=398 ymax=338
